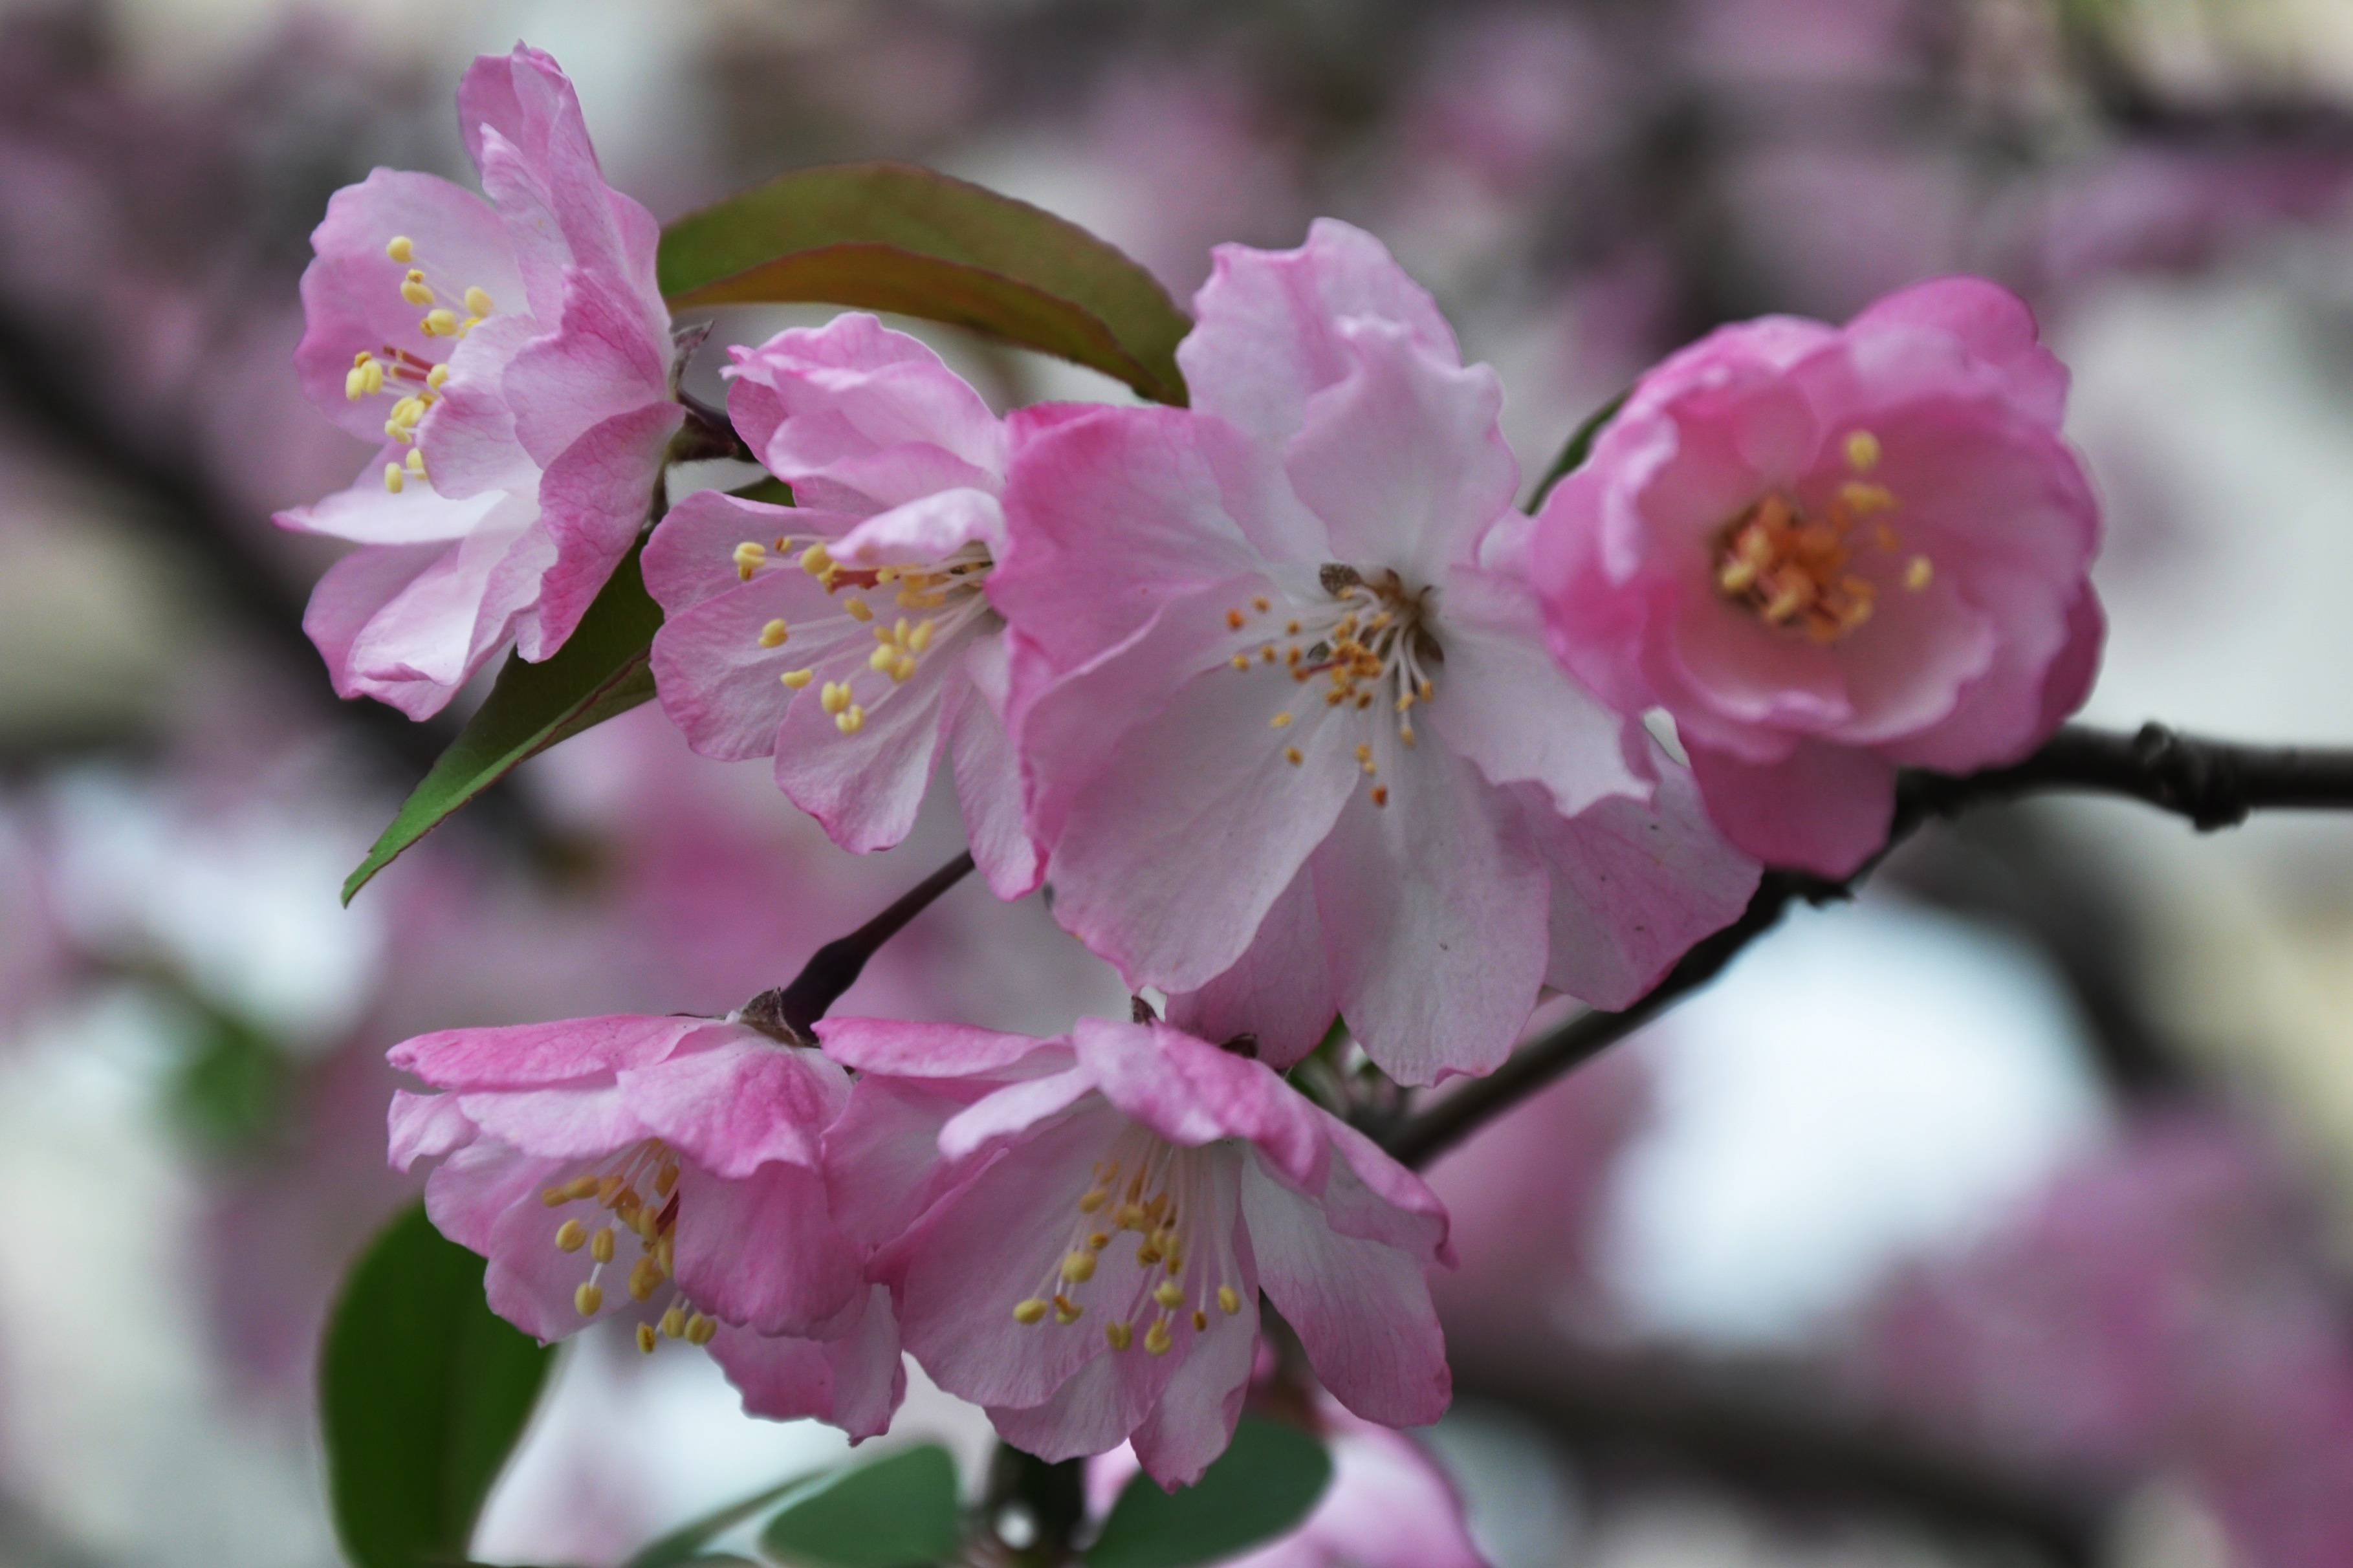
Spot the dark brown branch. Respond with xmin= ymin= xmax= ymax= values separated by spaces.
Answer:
xmin=1380 ymin=721 xmax=2353 ymax=1168
xmin=739 ymin=851 xmax=977 ymax=1043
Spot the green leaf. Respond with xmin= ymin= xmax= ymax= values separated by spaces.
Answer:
xmin=169 ymin=1003 xmax=289 ymax=1150
xmin=1523 ymin=389 xmax=1628 ymax=514
xmin=758 ymin=1445 xmax=962 ymax=1568
xmin=320 ymin=1202 xmax=556 ymax=1568
xmin=1084 ymin=1418 xmax=1333 ymax=1568
xmin=623 ymin=1470 xmax=827 ymax=1568
xmin=342 ymin=539 xmax=663 ymax=904
xmin=660 ymin=163 xmax=1190 ymax=406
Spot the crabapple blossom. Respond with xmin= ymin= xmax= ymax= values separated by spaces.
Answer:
xmin=1527 ymin=277 xmax=2104 ymax=877
xmin=1087 ymin=1391 xmax=1489 ymax=1568
xmin=386 ymin=1012 xmax=903 ymax=1440
xmin=816 ymin=1013 xmax=1454 ymax=1486
xmin=992 ymin=221 xmax=1758 ymax=1082
xmin=644 ymin=315 xmax=1070 ymax=898
xmin=278 ymin=46 xmax=683 ymax=717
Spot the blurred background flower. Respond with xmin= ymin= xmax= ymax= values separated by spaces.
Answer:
xmin=4 ymin=1 xmax=2353 ymax=1565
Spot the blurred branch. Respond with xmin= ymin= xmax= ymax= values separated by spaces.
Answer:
xmin=1450 ymin=1345 xmax=2114 ymax=1565
xmin=1379 ymin=721 xmax=2353 ymax=1168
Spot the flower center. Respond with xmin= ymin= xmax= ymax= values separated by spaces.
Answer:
xmin=1711 ymin=430 xmax=1934 ymax=644
xmin=540 ymin=1137 xmax=716 ymax=1355
xmin=729 ymin=530 xmax=996 ymax=735
xmin=344 ymin=235 xmax=505 ymax=495
xmin=1226 ymin=565 xmax=1440 ymax=812
xmin=1011 ymin=1131 xmax=1245 ymax=1356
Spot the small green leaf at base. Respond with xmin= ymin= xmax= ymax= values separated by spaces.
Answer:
xmin=1083 ymin=1417 xmax=1333 ymax=1568
xmin=342 ymin=540 xmax=663 ymax=904
xmin=622 ymin=1470 xmax=827 ymax=1568
xmin=1524 ymin=389 xmax=1630 ymax=514
xmin=659 ymin=163 xmax=1190 ymax=406
xmin=758 ymin=1445 xmax=962 ymax=1568
xmin=320 ymin=1202 xmax=555 ymax=1568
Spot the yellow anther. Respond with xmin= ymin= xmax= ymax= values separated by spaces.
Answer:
xmin=1144 ymin=1320 xmax=1174 ymax=1355
xmin=1078 ymin=1187 xmax=1109 ymax=1213
xmin=1262 ymin=646 xmax=1278 ymax=663
xmin=382 ymin=463 xmax=404 ymax=494
xmin=542 ymin=1187 xmax=569 ymax=1208
xmin=1153 ymin=1281 xmax=1185 ymax=1309
xmin=1845 ymin=430 xmax=1882 ymax=472
xmin=1231 ymin=655 xmax=1251 ymax=673
xmin=629 ymin=1256 xmax=664 ymax=1301
xmin=1088 ymin=1232 xmax=1111 ymax=1250
xmin=845 ymin=597 xmax=873 ymax=622
xmin=662 ymin=1306 xmax=686 ymax=1338
xmin=563 ymin=1175 xmax=601 ymax=1201
xmin=655 ymin=1162 xmax=679 ymax=1196
xmin=1399 ymin=724 xmax=1416 ymax=748
xmin=1014 ymin=1298 xmax=1050 ymax=1325
xmin=1226 ymin=609 xmax=1245 ymax=631
xmin=759 ymin=618 xmax=789 ymax=648
xmin=400 ymin=273 xmax=434 ymax=307
xmin=1271 ymin=713 xmax=1293 ymax=729
xmin=598 ymin=1174 xmax=625 ymax=1203
xmin=732 ymin=541 xmax=768 ymax=580
xmin=686 ymin=1313 xmax=717 ymax=1345
xmin=780 ymin=668 xmax=815 ymax=690
xmin=422 ymin=308 xmax=459 ymax=336
xmin=459 ymin=317 xmax=479 ymax=335
xmin=575 ymin=1282 xmax=604 ymax=1316
xmin=1355 ymin=743 xmax=1372 ymax=765
xmin=1055 ymin=1296 xmax=1083 ymax=1325
xmin=1284 ymin=746 xmax=1303 ymax=766
xmin=1371 ymin=786 xmax=1389 ymax=807
xmin=386 ymin=236 xmax=414 ymax=263
xmin=875 ymin=567 xmax=899 ymax=583
xmin=869 ymin=646 xmax=899 ymax=674
xmin=798 ymin=543 xmax=833 ymax=574
xmin=554 ymin=1219 xmax=588 ymax=1252
xmin=1115 ymin=1203 xmax=1147 ymax=1230
xmin=1193 ymin=1309 xmax=1209 ymax=1330
xmin=636 ymin=1323 xmax=657 ymax=1355
xmin=464 ymin=286 xmax=495 ymax=317
xmin=1105 ymin=1321 xmax=1133 ymax=1351
xmin=908 ymin=619 xmax=935 ymax=653
xmin=1218 ymin=1285 xmax=1242 ymax=1314
xmin=1136 ymin=1243 xmax=1163 ymax=1267
xmin=820 ymin=682 xmax=850 ymax=715
xmin=344 ymin=365 xmax=369 ymax=400
xmin=426 ymin=363 xmax=449 ymax=391
xmin=1061 ymin=1251 xmax=1097 ymax=1283
xmin=1905 ymin=556 xmax=1934 ymax=591
xmin=405 ymin=447 xmax=426 ymax=476
xmin=837 ymin=704 xmax=866 ymax=735
xmin=589 ymin=1228 xmax=617 ymax=1264
xmin=1840 ymin=481 xmax=1897 ymax=516
xmin=891 ymin=655 xmax=917 ymax=684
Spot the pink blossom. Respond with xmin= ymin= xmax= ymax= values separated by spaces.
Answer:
xmin=1086 ymin=1392 xmax=1489 ymax=1568
xmin=276 ymin=47 xmax=682 ymax=718
xmin=1528 ymin=277 xmax=2104 ymax=877
xmin=992 ymin=221 xmax=1758 ymax=1082
xmin=819 ymin=1013 xmax=1455 ymax=1486
xmin=386 ymin=1012 xmax=903 ymax=1440
xmin=644 ymin=315 xmax=1067 ymax=898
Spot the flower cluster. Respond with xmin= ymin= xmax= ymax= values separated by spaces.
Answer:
xmin=299 ymin=49 xmax=2105 ymax=1483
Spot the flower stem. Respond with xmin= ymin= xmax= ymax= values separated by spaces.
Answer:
xmin=739 ymin=851 xmax=977 ymax=1043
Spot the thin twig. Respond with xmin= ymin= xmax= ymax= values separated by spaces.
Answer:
xmin=739 ymin=851 xmax=978 ymax=1043
xmin=1381 ymin=721 xmax=2353 ymax=1167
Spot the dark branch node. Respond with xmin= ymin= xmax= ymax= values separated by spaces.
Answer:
xmin=747 ymin=851 xmax=977 ymax=1043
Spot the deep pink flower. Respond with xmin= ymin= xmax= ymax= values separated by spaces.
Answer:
xmin=1527 ymin=278 xmax=2104 ymax=877
xmin=387 ymin=1012 xmax=902 ymax=1440
xmin=644 ymin=315 xmax=1067 ymax=898
xmin=818 ymin=1013 xmax=1455 ymax=1486
xmin=992 ymin=221 xmax=1758 ymax=1082
xmin=1087 ymin=1393 xmax=1489 ymax=1568
xmin=277 ymin=47 xmax=682 ymax=718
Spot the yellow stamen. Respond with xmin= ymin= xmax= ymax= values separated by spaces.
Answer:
xmin=554 ymin=1219 xmax=587 ymax=1252
xmin=404 ymin=448 xmax=426 ymax=477
xmin=820 ymin=682 xmax=850 ymax=716
xmin=426 ymin=363 xmax=449 ymax=391
xmin=1014 ymin=1298 xmax=1050 ymax=1325
xmin=386 ymin=236 xmax=414 ymax=263
xmin=733 ymin=541 xmax=767 ymax=580
xmin=1218 ymin=1285 xmax=1242 ymax=1314
xmin=1270 ymin=713 xmax=1293 ymax=729
xmin=845 ymin=598 xmax=873 ymax=622
xmin=400 ymin=270 xmax=433 ymax=307
xmin=780 ymin=668 xmax=815 ymax=690
xmin=463 ymin=286 xmax=495 ymax=318
xmin=1845 ymin=430 xmax=1881 ymax=472
xmin=382 ymin=463 xmax=404 ymax=494
xmin=759 ymin=619 xmax=789 ymax=648
xmin=837 ymin=704 xmax=866 ymax=735
xmin=1055 ymin=1295 xmax=1083 ymax=1325
xmin=1061 ymin=1251 xmax=1097 ymax=1283
xmin=662 ymin=1306 xmax=686 ymax=1338
xmin=589 ymin=1228 xmax=616 ymax=1265
xmin=575 ymin=1283 xmax=604 ymax=1316
xmin=421 ymin=307 xmax=458 ymax=336
xmin=1144 ymin=1320 xmax=1173 ymax=1355
xmin=636 ymin=1323 xmax=657 ymax=1355
xmin=686 ymin=1314 xmax=717 ymax=1345
xmin=1153 ymin=1281 xmax=1184 ymax=1309
xmin=1106 ymin=1321 xmax=1133 ymax=1351
xmin=1905 ymin=556 xmax=1934 ymax=591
